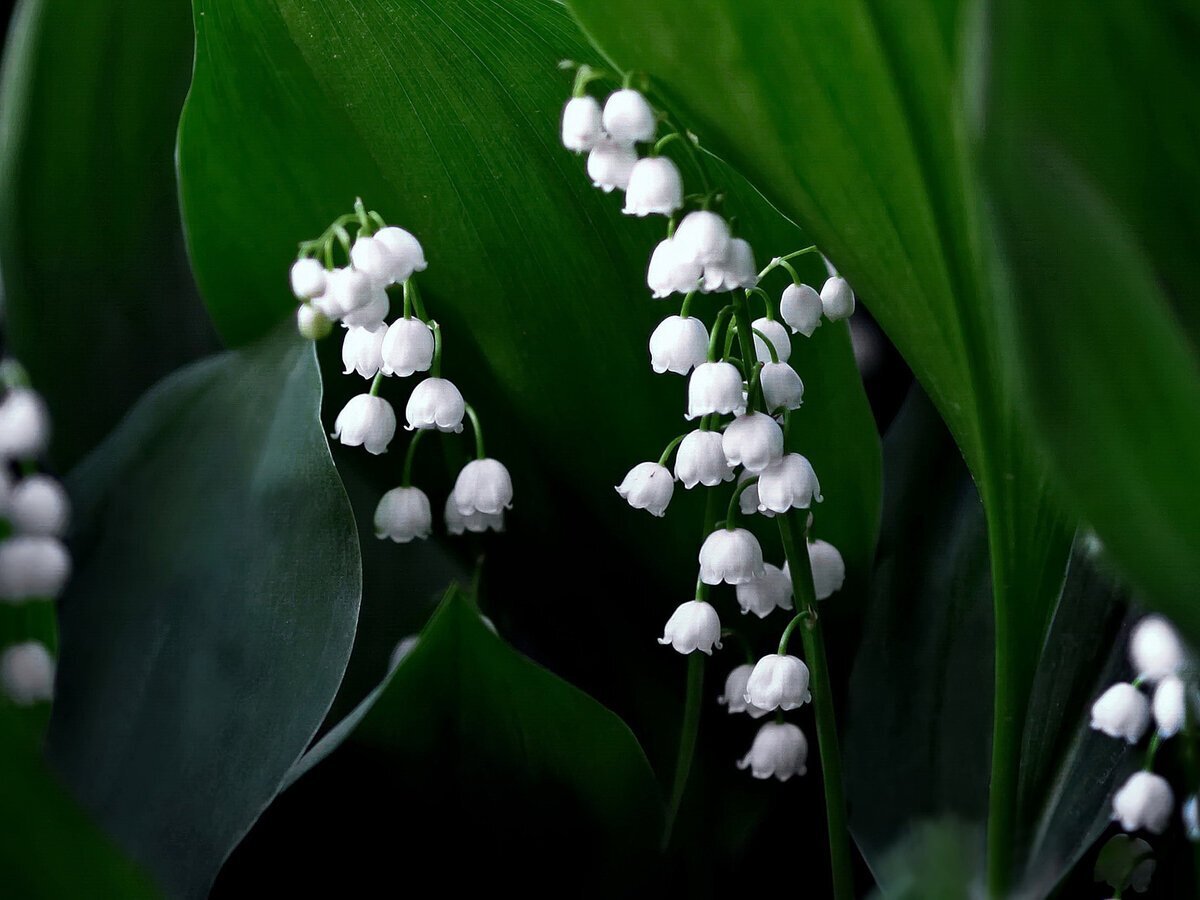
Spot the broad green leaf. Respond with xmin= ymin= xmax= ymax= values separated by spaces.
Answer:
xmin=45 ymin=324 xmax=360 ymax=899
xmin=0 ymin=0 xmax=216 ymax=469
xmin=980 ymin=0 xmax=1200 ymax=636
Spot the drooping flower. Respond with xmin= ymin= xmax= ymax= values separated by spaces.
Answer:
xmin=649 ymin=316 xmax=708 ymax=376
xmin=808 ymin=539 xmax=846 ymax=600
xmin=405 ymin=377 xmax=465 ymax=433
xmin=615 ymin=462 xmax=674 ymax=517
xmin=674 ymin=430 xmax=734 ymax=489
xmin=756 ymin=453 xmax=822 ymax=514
xmin=374 ymin=486 xmax=433 ymax=543
xmin=703 ymin=238 xmax=758 ymax=292
xmin=658 ymin=600 xmax=722 ymax=654
xmin=451 ymin=458 xmax=514 ymax=516
xmin=350 ymin=234 xmax=409 ymax=287
xmin=0 ymin=388 xmax=50 ymax=460
xmin=601 ymin=89 xmax=656 ymax=144
xmin=1153 ymin=676 xmax=1187 ymax=739
xmin=686 ymin=362 xmax=745 ymax=420
xmin=296 ymin=304 xmax=332 ymax=340
xmin=647 ymin=238 xmax=703 ymax=298
xmin=699 ymin=527 xmax=765 ymax=585
xmin=381 ymin=318 xmax=435 ymax=377
xmin=340 ymin=287 xmax=390 ymax=328
xmin=561 ymin=95 xmax=603 ymax=152
xmin=290 ymin=258 xmax=327 ymax=300
xmin=745 ymin=653 xmax=811 ymax=711
xmin=313 ymin=267 xmax=378 ymax=320
xmin=0 ymin=536 xmax=71 ymax=602
xmin=0 ymin=641 xmax=55 ymax=705
xmin=5 ymin=475 xmax=70 ymax=537
xmin=373 ymin=226 xmax=428 ymax=281
xmin=444 ymin=496 xmax=505 ymax=535
xmin=342 ymin=323 xmax=387 ymax=379
xmin=673 ymin=210 xmax=731 ymax=267
xmin=1089 ymin=682 xmax=1151 ymax=743
xmin=1113 ymin=771 xmax=1175 ymax=834
xmin=333 ymin=394 xmax=396 ymax=454
xmin=735 ymin=563 xmax=793 ymax=618
xmin=738 ymin=721 xmax=808 ymax=781
xmin=780 ymin=283 xmax=823 ymax=337
xmin=718 ymin=664 xmax=769 ymax=717
xmin=722 ymin=412 xmax=784 ymax=473
xmin=760 ymin=362 xmax=804 ymax=413
xmin=1130 ymin=616 xmax=1185 ymax=683
xmin=820 ymin=275 xmax=855 ymax=321
xmin=751 ymin=317 xmax=792 ymax=364
xmin=624 ymin=156 xmax=683 ymax=217
xmin=587 ymin=140 xmax=638 ymax=193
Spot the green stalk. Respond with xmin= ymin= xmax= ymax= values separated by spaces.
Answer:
xmin=778 ymin=510 xmax=855 ymax=900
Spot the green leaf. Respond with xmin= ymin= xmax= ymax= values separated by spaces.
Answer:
xmin=0 ymin=0 xmax=217 ymax=469
xmin=1093 ymin=833 xmax=1155 ymax=894
xmin=45 ymin=324 xmax=361 ymax=899
xmin=979 ymin=0 xmax=1200 ymax=636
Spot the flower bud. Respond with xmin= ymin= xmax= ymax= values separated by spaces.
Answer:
xmin=647 ymin=238 xmax=703 ymax=298
xmin=561 ymin=95 xmax=603 ymax=152
xmin=673 ymin=211 xmax=731 ymax=266
xmin=444 ymin=496 xmax=504 ymax=535
xmin=674 ymin=430 xmax=734 ymax=489
xmin=350 ymin=235 xmax=401 ymax=286
xmin=405 ymin=377 xmax=465 ymax=433
xmin=1153 ymin=676 xmax=1187 ymax=738
xmin=333 ymin=394 xmax=396 ymax=454
xmin=1113 ymin=771 xmax=1174 ymax=834
xmin=649 ymin=316 xmax=708 ymax=376
xmin=6 ymin=475 xmax=70 ymax=537
xmin=722 ymin=412 xmax=784 ymax=473
xmin=761 ymin=362 xmax=804 ymax=413
xmin=587 ymin=140 xmax=638 ymax=193
xmin=780 ymin=283 xmax=823 ymax=337
xmin=623 ymin=156 xmax=683 ymax=216
xmin=738 ymin=721 xmax=808 ymax=781
xmin=374 ymin=486 xmax=432 ymax=543
xmin=658 ymin=600 xmax=722 ymax=655
xmin=451 ymin=458 xmax=514 ymax=516
xmin=0 ymin=388 xmax=51 ymax=460
xmin=735 ymin=563 xmax=793 ymax=618
xmin=381 ymin=318 xmax=435 ymax=377
xmin=0 ymin=536 xmax=71 ymax=602
xmin=339 ymin=287 xmax=389 ymax=328
xmin=702 ymin=238 xmax=758 ymax=292
xmin=601 ymin=89 xmax=656 ymax=144
xmin=0 ymin=641 xmax=55 ymax=705
xmin=686 ymin=362 xmax=745 ymax=420
xmin=745 ymin=653 xmax=811 ymax=711
xmin=342 ymin=324 xmax=387 ymax=379
xmin=615 ymin=462 xmax=673 ymax=517
xmin=296 ymin=303 xmax=332 ymax=340
xmin=373 ymin=226 xmax=427 ymax=281
xmin=699 ymin=527 xmax=765 ymax=585
xmin=751 ymin=317 xmax=791 ymax=363
xmin=314 ymin=267 xmax=375 ymax=319
xmin=1130 ymin=615 xmax=1186 ymax=683
xmin=808 ymin=539 xmax=845 ymax=600
xmin=820 ymin=275 xmax=855 ymax=320
xmin=290 ymin=258 xmax=327 ymax=300
xmin=1090 ymin=682 xmax=1151 ymax=743
xmin=757 ymin=453 xmax=822 ymax=514
xmin=718 ymin=664 xmax=768 ymax=717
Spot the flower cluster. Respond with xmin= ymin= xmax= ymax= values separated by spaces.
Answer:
xmin=1090 ymin=615 xmax=1198 ymax=848
xmin=291 ymin=200 xmax=512 ymax=542
xmin=0 ymin=364 xmax=68 ymax=707
xmin=562 ymin=72 xmax=852 ymax=780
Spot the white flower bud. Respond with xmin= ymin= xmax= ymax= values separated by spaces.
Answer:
xmin=1184 ymin=794 xmax=1200 ymax=840
xmin=686 ymin=362 xmax=745 ymax=420
xmin=0 ymin=389 xmax=51 ymax=460
xmin=332 ymin=394 xmax=396 ymax=454
xmin=296 ymin=303 xmax=332 ymax=340
xmin=615 ymin=462 xmax=673 ymax=517
xmin=746 ymin=653 xmax=811 ymax=711
xmin=373 ymin=226 xmax=428 ymax=281
xmin=757 ymin=453 xmax=822 ymax=514
xmin=1130 ymin=616 xmax=1186 ymax=683
xmin=780 ymin=283 xmax=823 ymax=336
xmin=761 ymin=362 xmax=804 ymax=413
xmin=647 ymin=238 xmax=704 ymax=298
xmin=718 ymin=663 xmax=769 ymax=717
xmin=290 ymin=258 xmax=327 ymax=300
xmin=339 ymin=287 xmax=389 ymax=328
xmin=601 ymin=89 xmax=656 ymax=144
xmin=738 ymin=470 xmax=775 ymax=518
xmin=736 ymin=563 xmax=793 ymax=618
xmin=451 ymin=458 xmax=513 ymax=516
xmin=0 ymin=641 xmax=55 ymax=705
xmin=658 ymin=600 xmax=722 ymax=655
xmin=738 ymin=721 xmax=808 ymax=781
xmin=380 ymin=318 xmax=435 ymax=377
xmin=699 ymin=527 xmax=765 ymax=585
xmin=1090 ymin=682 xmax=1151 ymax=743
xmin=624 ymin=156 xmax=683 ymax=216
xmin=314 ymin=267 xmax=376 ymax=319
xmin=649 ymin=316 xmax=708 ymax=376
xmin=674 ymin=430 xmax=734 ymax=489
xmin=722 ymin=412 xmax=784 ymax=473
xmin=821 ymin=276 xmax=855 ymax=320
xmin=702 ymin=238 xmax=758 ymax=292
xmin=374 ymin=486 xmax=432 ymax=543
xmin=1153 ymin=676 xmax=1187 ymax=738
xmin=6 ymin=475 xmax=70 ymax=537
xmin=0 ymin=536 xmax=71 ymax=602
xmin=751 ymin=317 xmax=792 ymax=363
xmin=1113 ymin=771 xmax=1174 ymax=834
xmin=405 ymin=378 xmax=465 ymax=433
xmin=444 ymin=495 xmax=504 ymax=535
xmin=673 ymin=211 xmax=731 ymax=267
xmin=389 ymin=635 xmax=421 ymax=670
xmin=808 ymin=539 xmax=845 ymax=600
xmin=341 ymin=324 xmax=387 ymax=379
xmin=562 ymin=95 xmax=603 ymax=152
xmin=587 ymin=140 xmax=637 ymax=192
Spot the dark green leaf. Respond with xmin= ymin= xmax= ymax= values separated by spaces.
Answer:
xmin=46 ymin=324 xmax=360 ymax=898
xmin=1094 ymin=833 xmax=1155 ymax=894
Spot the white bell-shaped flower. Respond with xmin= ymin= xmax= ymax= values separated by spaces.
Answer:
xmin=587 ymin=140 xmax=638 ymax=193
xmin=373 ymin=226 xmax=428 ymax=281
xmin=821 ymin=275 xmax=856 ymax=320
xmin=1185 ymin=795 xmax=1200 ymax=840
xmin=451 ymin=458 xmax=513 ymax=516
xmin=0 ymin=388 xmax=50 ymax=460
xmin=6 ymin=475 xmax=69 ymax=537
xmin=374 ymin=486 xmax=432 ymax=543
xmin=780 ymin=283 xmax=823 ymax=337
xmin=0 ymin=536 xmax=71 ymax=602
xmin=1113 ymin=771 xmax=1175 ymax=834
xmin=673 ymin=211 xmax=731 ymax=267
xmin=389 ymin=635 xmax=421 ymax=671
xmin=686 ymin=362 xmax=745 ymax=420
xmin=350 ymin=235 xmax=403 ymax=287
xmin=313 ymin=267 xmax=376 ymax=319
xmin=658 ymin=600 xmax=722 ymax=655
xmin=718 ymin=664 xmax=769 ymax=717
xmin=702 ymin=238 xmax=758 ymax=292
xmin=561 ymin=95 xmax=603 ymax=152
xmin=647 ymin=238 xmax=704 ymax=298
xmin=296 ymin=303 xmax=332 ymax=340
xmin=738 ymin=470 xmax=775 ymax=518
xmin=615 ymin=462 xmax=673 ymax=517
xmin=1153 ymin=676 xmax=1186 ymax=738
xmin=333 ymin=394 xmax=396 ymax=454
xmin=736 ymin=563 xmax=793 ymax=618
xmin=405 ymin=377 xmax=465 ymax=433
xmin=342 ymin=323 xmax=387 ymax=379
xmin=290 ymin=258 xmax=327 ymax=299
xmin=761 ymin=362 xmax=804 ymax=413
xmin=0 ymin=641 xmax=55 ymax=706
xmin=699 ymin=527 xmax=765 ymax=585
xmin=381 ymin=318 xmax=435 ymax=377
xmin=340 ymin=287 xmax=389 ymax=328
xmin=722 ymin=412 xmax=784 ymax=473
xmin=1089 ymin=682 xmax=1151 ymax=743
xmin=624 ymin=156 xmax=683 ymax=216
xmin=1130 ymin=616 xmax=1186 ymax=683
xmin=738 ymin=721 xmax=808 ymax=781
xmin=649 ymin=316 xmax=708 ymax=376
xmin=745 ymin=653 xmax=811 ymax=711
xmin=601 ymin=89 xmax=656 ymax=144
xmin=757 ymin=453 xmax=822 ymax=513
xmin=808 ymin=539 xmax=846 ymax=600
xmin=751 ymin=317 xmax=792 ymax=363
xmin=674 ymin=430 xmax=734 ymax=489
xmin=444 ymin=495 xmax=504 ymax=535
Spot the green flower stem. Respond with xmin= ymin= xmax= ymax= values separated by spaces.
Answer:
xmin=726 ymin=476 xmax=758 ymax=528
xmin=748 ymin=286 xmax=778 ymax=322
xmin=463 ymin=403 xmax=485 ymax=460
xmin=1143 ymin=732 xmax=1162 ymax=772
xmin=777 ymin=510 xmax=854 ymax=900
xmin=368 ymin=372 xmax=384 ymax=397
xmin=653 ymin=132 xmax=682 ymax=155
xmin=401 ymin=429 xmax=426 ymax=486
xmin=571 ymin=63 xmax=606 ymax=97
xmin=731 ymin=291 xmax=758 ymax=389
xmin=353 ymin=197 xmax=373 ymax=235
xmin=658 ymin=432 xmax=688 ymax=467
xmin=750 ymin=328 xmax=779 ymax=364
xmin=747 ymin=362 xmax=765 ymax=412
xmin=777 ymin=258 xmax=802 ymax=285
xmin=430 ymin=321 xmax=443 ymax=377
xmin=777 ymin=611 xmax=807 ymax=655
xmin=680 ymin=290 xmax=698 ymax=319
xmin=756 ymin=245 xmax=819 ymax=282
xmin=402 ymin=279 xmax=415 ymax=319
xmin=706 ymin=305 xmax=735 ymax=361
